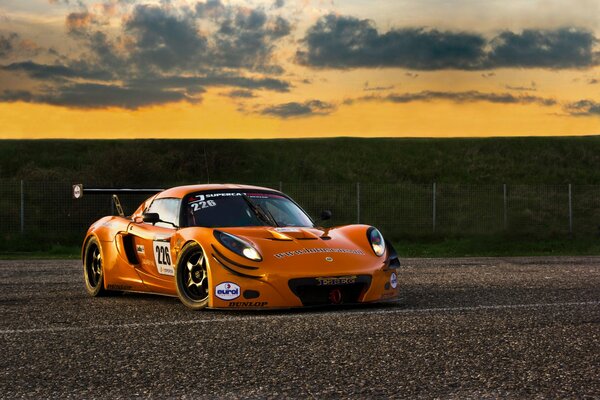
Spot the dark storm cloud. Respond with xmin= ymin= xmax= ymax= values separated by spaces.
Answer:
xmin=196 ymin=2 xmax=292 ymax=72
xmin=0 ymin=83 xmax=194 ymax=109
xmin=124 ymin=4 xmax=208 ymax=72
xmin=488 ymin=28 xmax=598 ymax=69
xmin=564 ymin=100 xmax=600 ymax=116
xmin=128 ymin=75 xmax=290 ymax=92
xmin=347 ymin=91 xmax=557 ymax=106
xmin=297 ymin=15 xmax=600 ymax=70
xmin=1 ymin=61 xmax=112 ymax=80
xmin=296 ymin=15 xmax=486 ymax=70
xmin=260 ymin=100 xmax=335 ymax=118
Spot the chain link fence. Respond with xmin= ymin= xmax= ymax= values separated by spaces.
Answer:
xmin=1 ymin=181 xmax=599 ymax=249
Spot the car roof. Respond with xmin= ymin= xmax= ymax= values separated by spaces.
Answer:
xmin=155 ymin=184 xmax=280 ymax=199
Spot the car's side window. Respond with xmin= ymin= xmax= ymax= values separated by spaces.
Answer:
xmin=146 ymin=198 xmax=181 ymax=229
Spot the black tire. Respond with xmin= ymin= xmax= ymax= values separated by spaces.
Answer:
xmin=175 ymin=242 xmax=210 ymax=310
xmin=83 ymin=237 xmax=106 ymax=297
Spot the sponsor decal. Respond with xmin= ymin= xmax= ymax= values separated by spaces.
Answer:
xmin=153 ymin=240 xmax=174 ymax=276
xmin=72 ymin=184 xmax=83 ymax=199
xmin=390 ymin=272 xmax=398 ymax=289
xmin=107 ymin=284 xmax=132 ymax=291
xmin=204 ymin=192 xmax=242 ymax=199
xmin=228 ymin=301 xmax=268 ymax=307
xmin=190 ymin=199 xmax=216 ymax=211
xmin=274 ymin=248 xmax=365 ymax=259
xmin=142 ymin=259 xmax=154 ymax=268
xmin=316 ymin=276 xmax=357 ymax=286
xmin=136 ymin=245 xmax=145 ymax=254
xmin=275 ymin=227 xmax=301 ymax=233
xmin=215 ymin=282 xmax=240 ymax=300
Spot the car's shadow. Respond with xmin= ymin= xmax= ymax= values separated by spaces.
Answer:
xmin=110 ymin=290 xmax=406 ymax=316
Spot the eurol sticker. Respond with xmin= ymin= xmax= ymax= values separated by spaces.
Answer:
xmin=215 ymin=282 xmax=240 ymax=300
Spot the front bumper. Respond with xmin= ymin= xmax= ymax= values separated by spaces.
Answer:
xmin=208 ymin=255 xmax=400 ymax=309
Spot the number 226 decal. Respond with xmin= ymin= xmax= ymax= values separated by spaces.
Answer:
xmin=153 ymin=240 xmax=174 ymax=276
xmin=190 ymin=200 xmax=216 ymax=211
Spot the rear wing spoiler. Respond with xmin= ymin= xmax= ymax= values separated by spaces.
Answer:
xmin=72 ymin=184 xmax=164 ymax=217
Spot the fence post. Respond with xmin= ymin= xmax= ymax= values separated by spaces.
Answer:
xmin=432 ymin=182 xmax=436 ymax=233
xmin=503 ymin=183 xmax=507 ymax=230
xmin=568 ymin=184 xmax=572 ymax=235
xmin=356 ymin=182 xmax=360 ymax=224
xmin=20 ymin=180 xmax=24 ymax=234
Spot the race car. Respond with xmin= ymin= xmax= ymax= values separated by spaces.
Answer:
xmin=77 ymin=183 xmax=400 ymax=310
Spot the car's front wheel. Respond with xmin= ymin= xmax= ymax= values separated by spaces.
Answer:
xmin=83 ymin=237 xmax=106 ymax=296
xmin=176 ymin=242 xmax=210 ymax=310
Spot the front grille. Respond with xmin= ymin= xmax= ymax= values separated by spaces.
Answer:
xmin=288 ymin=275 xmax=372 ymax=306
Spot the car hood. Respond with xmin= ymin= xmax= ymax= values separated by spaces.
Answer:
xmin=208 ymin=225 xmax=383 ymax=276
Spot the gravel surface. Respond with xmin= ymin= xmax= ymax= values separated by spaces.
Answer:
xmin=1 ymin=257 xmax=599 ymax=399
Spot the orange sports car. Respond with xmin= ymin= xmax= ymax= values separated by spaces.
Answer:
xmin=77 ymin=184 xmax=400 ymax=310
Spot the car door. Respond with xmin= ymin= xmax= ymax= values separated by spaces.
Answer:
xmin=128 ymin=197 xmax=181 ymax=294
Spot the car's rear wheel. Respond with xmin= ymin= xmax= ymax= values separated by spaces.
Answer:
xmin=176 ymin=242 xmax=209 ymax=310
xmin=83 ymin=237 xmax=106 ymax=296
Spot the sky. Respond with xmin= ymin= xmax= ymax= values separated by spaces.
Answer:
xmin=0 ymin=0 xmax=599 ymax=138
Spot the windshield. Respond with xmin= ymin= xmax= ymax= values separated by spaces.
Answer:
xmin=184 ymin=191 xmax=314 ymax=228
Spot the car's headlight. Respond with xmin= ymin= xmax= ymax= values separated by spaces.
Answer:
xmin=367 ymin=227 xmax=385 ymax=257
xmin=214 ymin=231 xmax=262 ymax=261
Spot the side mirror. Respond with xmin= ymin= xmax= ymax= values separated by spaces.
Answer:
xmin=320 ymin=210 xmax=332 ymax=221
xmin=142 ymin=212 xmax=160 ymax=224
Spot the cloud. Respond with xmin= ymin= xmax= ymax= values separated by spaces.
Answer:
xmin=127 ymin=75 xmax=290 ymax=92
xmin=260 ymin=99 xmax=335 ymax=118
xmin=488 ymin=28 xmax=598 ymax=69
xmin=1 ymin=61 xmax=112 ymax=80
xmin=271 ymin=0 xmax=285 ymax=9
xmin=297 ymin=15 xmax=600 ymax=70
xmin=564 ymin=100 xmax=600 ymax=116
xmin=66 ymin=11 xmax=96 ymax=33
xmin=505 ymin=82 xmax=537 ymax=91
xmin=296 ymin=15 xmax=486 ymax=70
xmin=0 ymin=33 xmax=19 ymax=59
xmin=363 ymin=82 xmax=395 ymax=92
xmin=225 ymin=89 xmax=256 ymax=98
xmin=0 ymin=33 xmax=43 ymax=60
xmin=347 ymin=90 xmax=557 ymax=107
xmin=124 ymin=4 xmax=209 ymax=73
xmin=0 ymin=84 xmax=196 ymax=109
xmin=0 ymin=1 xmax=293 ymax=109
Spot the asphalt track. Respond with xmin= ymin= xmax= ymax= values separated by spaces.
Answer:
xmin=1 ymin=257 xmax=599 ymax=399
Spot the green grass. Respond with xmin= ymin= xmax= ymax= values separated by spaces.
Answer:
xmin=2 ymin=136 xmax=600 ymax=184
xmin=0 ymin=245 xmax=81 ymax=259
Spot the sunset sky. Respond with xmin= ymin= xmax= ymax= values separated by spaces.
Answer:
xmin=0 ymin=0 xmax=599 ymax=138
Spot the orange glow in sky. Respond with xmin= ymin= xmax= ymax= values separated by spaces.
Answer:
xmin=0 ymin=0 xmax=598 ymax=138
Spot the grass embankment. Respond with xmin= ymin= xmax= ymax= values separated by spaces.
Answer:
xmin=2 ymin=136 xmax=600 ymax=184
xmin=1 ymin=137 xmax=600 ymax=258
